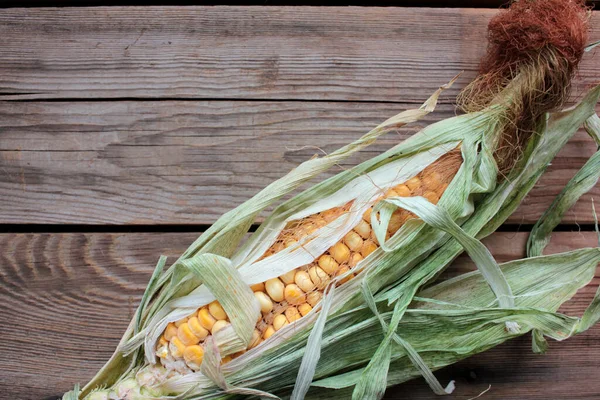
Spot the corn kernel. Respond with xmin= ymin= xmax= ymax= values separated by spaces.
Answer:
xmin=164 ymin=323 xmax=178 ymax=341
xmin=363 ymin=208 xmax=372 ymax=222
xmin=198 ymin=308 xmax=216 ymax=330
xmin=263 ymin=325 xmax=275 ymax=339
xmin=221 ymin=355 xmax=233 ymax=364
xmin=318 ymin=254 xmax=339 ymax=275
xmin=308 ymin=266 xmax=330 ymax=289
xmin=298 ymin=303 xmax=313 ymax=316
xmin=159 ymin=336 xmax=168 ymax=346
xmin=187 ymin=317 xmax=209 ymax=340
xmin=294 ymin=270 xmax=315 ymax=293
xmin=394 ymin=184 xmax=411 ymax=197
xmin=284 ymin=239 xmax=297 ymax=248
xmin=343 ymin=230 xmax=363 ymax=252
xmin=406 ymin=176 xmax=421 ymax=191
xmin=183 ymin=345 xmax=204 ymax=369
xmin=422 ymin=171 xmax=442 ymax=189
xmin=385 ymin=189 xmax=400 ymax=198
xmin=280 ymin=269 xmax=297 ymax=285
xmin=273 ymin=314 xmax=289 ymax=331
xmin=354 ymin=220 xmax=371 ymax=239
xmin=207 ymin=301 xmax=227 ymax=321
xmin=265 ymin=278 xmax=285 ymax=302
xmin=322 ymin=209 xmax=340 ymax=222
xmin=169 ymin=337 xmax=186 ymax=358
xmin=254 ymin=291 xmax=274 ymax=313
xmin=423 ymin=190 xmax=439 ymax=205
xmin=330 ymin=242 xmax=350 ymax=264
xmin=284 ymin=283 xmax=305 ymax=305
xmin=336 ymin=266 xmax=354 ymax=284
xmin=250 ymin=282 xmax=265 ymax=292
xmin=361 ymin=240 xmax=378 ymax=258
xmin=211 ymin=320 xmax=229 ymax=335
xmin=285 ymin=306 xmax=301 ymax=322
xmin=174 ymin=317 xmax=188 ymax=327
xmin=307 ymin=291 xmax=322 ymax=307
xmin=177 ymin=322 xmax=200 ymax=346
xmin=156 ymin=344 xmax=169 ymax=359
xmin=388 ymin=212 xmax=407 ymax=234
xmin=248 ymin=329 xmax=261 ymax=349
xmin=349 ymin=252 xmax=363 ymax=267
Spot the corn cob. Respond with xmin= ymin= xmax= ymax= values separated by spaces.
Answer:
xmin=156 ymin=149 xmax=463 ymax=372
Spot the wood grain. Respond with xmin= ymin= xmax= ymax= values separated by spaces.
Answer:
xmin=0 ymin=6 xmax=598 ymax=101
xmin=0 ymin=231 xmax=598 ymax=399
xmin=1 ymin=100 xmax=598 ymax=225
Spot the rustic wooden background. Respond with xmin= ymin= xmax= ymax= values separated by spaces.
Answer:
xmin=0 ymin=4 xmax=599 ymax=400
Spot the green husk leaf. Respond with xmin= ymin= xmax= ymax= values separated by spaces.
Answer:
xmin=527 ymin=114 xmax=600 ymax=257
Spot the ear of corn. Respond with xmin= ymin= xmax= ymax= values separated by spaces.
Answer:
xmin=63 ymin=83 xmax=600 ymax=400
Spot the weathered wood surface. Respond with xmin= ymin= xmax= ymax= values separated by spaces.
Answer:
xmin=1 ymin=100 xmax=598 ymax=225
xmin=0 ymin=7 xmax=599 ymax=101
xmin=0 ymin=231 xmax=598 ymax=399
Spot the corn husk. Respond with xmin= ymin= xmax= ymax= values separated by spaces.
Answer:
xmin=65 ymin=84 xmax=600 ymax=400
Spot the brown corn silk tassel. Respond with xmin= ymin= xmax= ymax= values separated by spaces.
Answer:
xmin=457 ymin=0 xmax=589 ymax=173
xmin=157 ymin=0 xmax=590 ymax=372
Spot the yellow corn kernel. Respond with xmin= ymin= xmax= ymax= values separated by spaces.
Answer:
xmin=198 ymin=308 xmax=216 ymax=330
xmin=307 ymin=291 xmax=322 ymax=307
xmin=363 ymin=208 xmax=372 ymax=222
xmin=187 ymin=317 xmax=209 ymax=340
xmin=174 ymin=317 xmax=188 ymax=327
xmin=183 ymin=345 xmax=204 ymax=369
xmin=248 ymin=329 xmax=261 ymax=349
xmin=422 ymin=171 xmax=442 ymax=189
xmin=177 ymin=322 xmax=200 ymax=346
xmin=308 ymin=266 xmax=330 ymax=289
xmin=254 ymin=291 xmax=274 ymax=313
xmin=156 ymin=343 xmax=169 ymax=358
xmin=211 ymin=320 xmax=229 ymax=335
xmin=361 ymin=240 xmax=378 ymax=258
xmin=405 ymin=176 xmax=421 ymax=191
xmin=159 ymin=336 xmax=168 ymax=346
xmin=388 ymin=212 xmax=406 ymax=234
xmin=284 ymin=284 xmax=305 ymax=305
xmin=336 ymin=266 xmax=354 ymax=284
xmin=330 ymin=242 xmax=351 ymax=264
xmin=349 ymin=252 xmax=363 ymax=267
xmin=164 ymin=323 xmax=178 ymax=341
xmin=318 ymin=254 xmax=339 ymax=275
xmin=263 ymin=325 xmax=275 ymax=339
xmin=265 ymin=278 xmax=285 ymax=302
xmin=169 ymin=337 xmax=186 ymax=358
xmin=280 ymin=269 xmax=297 ymax=285
xmin=343 ymin=230 xmax=363 ymax=252
xmin=221 ymin=355 xmax=233 ymax=364
xmin=284 ymin=238 xmax=297 ymax=248
xmin=394 ymin=184 xmax=411 ymax=197
xmin=250 ymin=282 xmax=265 ymax=292
xmin=385 ymin=189 xmax=400 ymax=198
xmin=285 ymin=306 xmax=301 ymax=322
xmin=354 ymin=220 xmax=371 ymax=239
xmin=298 ymin=303 xmax=313 ymax=316
xmin=294 ymin=270 xmax=315 ymax=293
xmin=322 ymin=209 xmax=340 ymax=223
xmin=423 ymin=190 xmax=439 ymax=205
xmin=208 ymin=301 xmax=228 ymax=320
xmin=273 ymin=241 xmax=285 ymax=252
xmin=273 ymin=314 xmax=289 ymax=331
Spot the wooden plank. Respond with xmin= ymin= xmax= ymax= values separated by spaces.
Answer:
xmin=0 ymin=6 xmax=598 ymax=101
xmin=0 ymin=231 xmax=598 ymax=399
xmin=1 ymin=100 xmax=598 ymax=225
